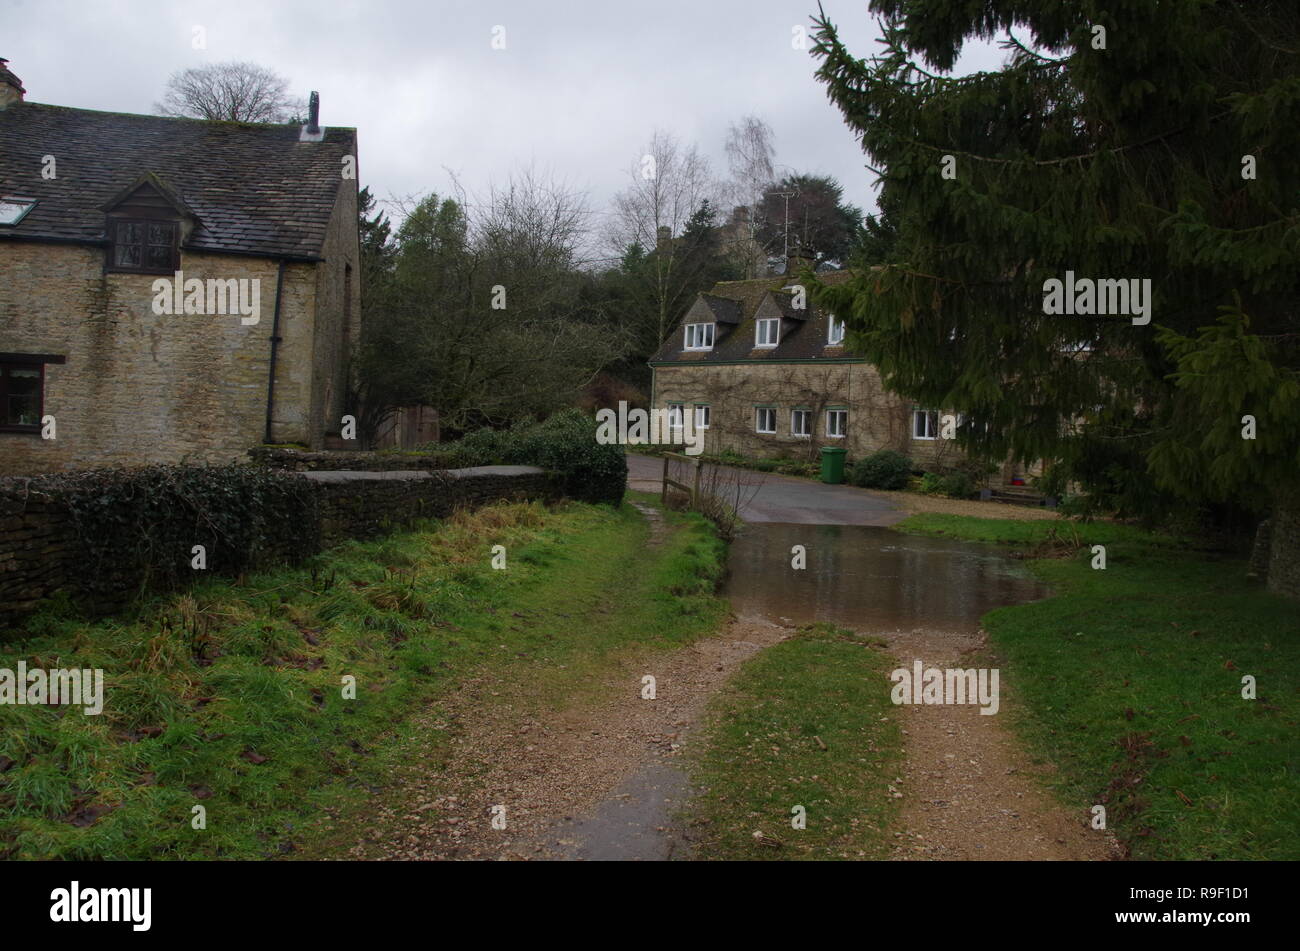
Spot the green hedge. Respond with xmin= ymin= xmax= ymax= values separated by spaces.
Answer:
xmin=434 ymin=410 xmax=627 ymax=506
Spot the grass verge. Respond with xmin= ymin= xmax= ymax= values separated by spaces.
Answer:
xmin=682 ymin=624 xmax=903 ymax=860
xmin=0 ymin=496 xmax=726 ymax=860
xmin=896 ymin=512 xmax=1299 ymax=860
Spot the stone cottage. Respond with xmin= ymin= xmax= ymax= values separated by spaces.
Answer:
xmin=648 ymin=255 xmax=985 ymax=475
xmin=0 ymin=59 xmax=360 ymax=475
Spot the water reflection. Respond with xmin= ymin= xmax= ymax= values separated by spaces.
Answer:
xmin=723 ymin=523 xmax=1049 ymax=633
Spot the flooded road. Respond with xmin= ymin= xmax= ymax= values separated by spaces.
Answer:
xmin=723 ymin=522 xmax=1049 ymax=632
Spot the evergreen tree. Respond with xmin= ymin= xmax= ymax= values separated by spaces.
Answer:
xmin=755 ymin=173 xmax=864 ymax=267
xmin=810 ymin=1 xmax=1299 ymax=521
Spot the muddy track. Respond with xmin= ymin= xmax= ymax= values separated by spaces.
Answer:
xmin=883 ymin=626 xmax=1121 ymax=860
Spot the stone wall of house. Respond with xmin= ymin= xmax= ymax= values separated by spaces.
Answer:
xmin=0 ymin=242 xmax=325 ymax=474
xmin=0 ymin=465 xmax=558 ymax=629
xmin=652 ymin=361 xmax=972 ymax=467
xmin=307 ymin=180 xmax=361 ymax=447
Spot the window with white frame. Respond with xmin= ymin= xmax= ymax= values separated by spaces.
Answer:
xmin=791 ymin=409 xmax=812 ymax=437
xmin=826 ymin=408 xmax=847 ymax=438
xmin=684 ymin=322 xmax=714 ymax=350
xmin=755 ymin=407 xmax=776 ymax=434
xmin=755 ymin=318 xmax=780 ymax=348
xmin=827 ymin=315 xmax=845 ymax=346
xmin=694 ymin=404 xmax=710 ymax=429
xmin=667 ymin=403 xmax=684 ymax=431
xmin=913 ymin=409 xmax=939 ymax=439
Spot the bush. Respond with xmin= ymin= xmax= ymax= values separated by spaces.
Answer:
xmin=849 ymin=450 xmax=913 ymax=490
xmin=919 ymin=470 xmax=976 ymax=499
xmin=436 ymin=410 xmax=627 ymax=506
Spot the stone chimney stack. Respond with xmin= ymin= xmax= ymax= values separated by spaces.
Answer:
xmin=299 ymin=90 xmax=324 ymax=142
xmin=785 ymin=240 xmax=813 ymax=276
xmin=655 ymin=225 xmax=671 ymax=254
xmin=0 ymin=58 xmax=25 ymax=109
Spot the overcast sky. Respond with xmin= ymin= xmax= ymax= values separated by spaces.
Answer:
xmin=6 ymin=0 xmax=1004 ymax=251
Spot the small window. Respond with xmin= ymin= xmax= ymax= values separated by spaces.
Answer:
xmin=684 ymin=323 xmax=715 ymax=350
xmin=667 ymin=403 xmax=685 ymax=431
xmin=755 ymin=407 xmax=776 ymax=434
xmin=0 ymin=197 xmax=36 ymax=226
xmin=0 ymin=357 xmax=61 ymax=432
xmin=913 ymin=409 xmax=939 ymax=440
xmin=791 ymin=409 xmax=812 ymax=437
xmin=109 ymin=218 xmax=178 ymax=273
xmin=694 ymin=404 xmax=710 ymax=429
xmin=755 ymin=318 xmax=779 ymax=348
xmin=826 ymin=409 xmax=847 ymax=438
xmin=827 ymin=316 xmax=845 ymax=346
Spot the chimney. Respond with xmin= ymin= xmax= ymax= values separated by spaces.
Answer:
xmin=731 ymin=206 xmax=750 ymax=225
xmin=785 ymin=240 xmax=813 ymax=276
xmin=299 ymin=90 xmax=324 ymax=142
xmin=0 ymin=58 xmax=25 ymax=109
xmin=655 ymin=225 xmax=671 ymax=254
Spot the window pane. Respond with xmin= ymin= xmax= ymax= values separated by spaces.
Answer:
xmin=116 ymin=242 xmax=141 ymax=267
xmin=4 ymin=366 xmax=41 ymax=426
xmin=146 ymin=244 xmax=173 ymax=268
xmin=148 ymin=223 xmax=173 ymax=245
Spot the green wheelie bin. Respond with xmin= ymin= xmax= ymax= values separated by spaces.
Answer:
xmin=819 ymin=446 xmax=847 ymax=484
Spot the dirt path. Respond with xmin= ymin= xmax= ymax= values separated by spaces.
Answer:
xmin=337 ymin=504 xmax=790 ymax=861
xmin=882 ymin=625 xmax=1120 ymax=860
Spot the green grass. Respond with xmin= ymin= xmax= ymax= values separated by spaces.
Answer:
xmin=897 ymin=511 xmax=1193 ymax=549
xmin=0 ymin=496 xmax=726 ymax=860
xmin=896 ymin=512 xmax=1300 ymax=860
xmin=683 ymin=624 xmax=903 ymax=860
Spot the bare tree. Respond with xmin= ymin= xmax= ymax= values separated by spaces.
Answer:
xmin=722 ymin=115 xmax=776 ymax=212
xmin=608 ymin=130 xmax=718 ymax=346
xmin=155 ymin=61 xmax=304 ymax=123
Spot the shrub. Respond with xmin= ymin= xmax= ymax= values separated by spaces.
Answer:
xmin=919 ymin=472 xmax=945 ymax=495
xmin=937 ymin=471 xmax=975 ymax=499
xmin=849 ymin=450 xmax=913 ymax=490
xmin=436 ymin=410 xmax=627 ymax=506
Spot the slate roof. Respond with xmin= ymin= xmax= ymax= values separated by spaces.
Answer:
xmin=0 ymin=102 xmax=356 ymax=260
xmin=649 ymin=269 xmax=861 ymax=365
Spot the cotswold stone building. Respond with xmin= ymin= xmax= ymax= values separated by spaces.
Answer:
xmin=0 ymin=60 xmax=360 ymax=475
xmin=649 ymin=260 xmax=989 ymax=475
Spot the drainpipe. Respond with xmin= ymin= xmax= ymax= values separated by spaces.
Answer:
xmin=263 ymin=260 xmax=287 ymax=444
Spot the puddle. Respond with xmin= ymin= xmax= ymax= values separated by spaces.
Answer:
xmin=723 ymin=523 xmax=1049 ymax=633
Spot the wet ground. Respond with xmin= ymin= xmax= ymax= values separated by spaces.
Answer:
xmin=539 ymin=520 xmax=1055 ymax=860
xmin=723 ymin=522 xmax=1049 ymax=631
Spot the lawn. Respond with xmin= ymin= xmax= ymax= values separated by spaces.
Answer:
xmin=683 ymin=624 xmax=903 ymax=860
xmin=0 ymin=495 xmax=726 ymax=860
xmin=898 ymin=512 xmax=1300 ymax=860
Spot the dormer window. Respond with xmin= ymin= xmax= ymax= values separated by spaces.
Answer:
xmin=756 ymin=318 xmax=780 ymax=348
xmin=101 ymin=173 xmax=194 ymax=275
xmin=0 ymin=196 xmax=35 ymax=226
xmin=109 ymin=219 xmax=178 ymax=273
xmin=684 ymin=322 xmax=715 ymax=350
xmin=828 ymin=315 xmax=845 ymax=346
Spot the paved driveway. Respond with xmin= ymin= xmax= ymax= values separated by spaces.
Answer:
xmin=626 ymin=454 xmax=905 ymax=526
